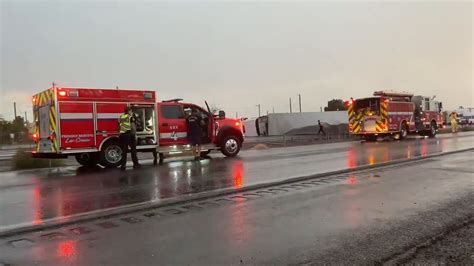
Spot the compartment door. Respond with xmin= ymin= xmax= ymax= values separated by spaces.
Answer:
xmin=59 ymin=102 xmax=95 ymax=149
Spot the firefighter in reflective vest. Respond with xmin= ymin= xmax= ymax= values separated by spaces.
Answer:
xmin=450 ymin=112 xmax=458 ymax=133
xmin=119 ymin=106 xmax=141 ymax=169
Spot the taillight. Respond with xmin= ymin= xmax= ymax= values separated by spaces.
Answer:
xmin=58 ymin=90 xmax=66 ymax=96
xmin=235 ymin=122 xmax=240 ymax=127
xmin=32 ymin=133 xmax=39 ymax=142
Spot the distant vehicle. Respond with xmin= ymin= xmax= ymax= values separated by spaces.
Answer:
xmin=31 ymin=86 xmax=244 ymax=167
xmin=347 ymin=90 xmax=444 ymax=141
xmin=455 ymin=107 xmax=474 ymax=125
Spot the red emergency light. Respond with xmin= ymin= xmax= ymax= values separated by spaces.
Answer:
xmin=58 ymin=90 xmax=66 ymax=96
xmin=32 ymin=133 xmax=39 ymax=142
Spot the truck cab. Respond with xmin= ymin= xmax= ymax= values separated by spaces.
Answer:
xmin=156 ymin=100 xmax=244 ymax=157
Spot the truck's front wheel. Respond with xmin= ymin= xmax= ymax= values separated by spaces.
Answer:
xmin=220 ymin=135 xmax=241 ymax=157
xmin=99 ymin=140 xmax=123 ymax=168
xmin=75 ymin=153 xmax=99 ymax=167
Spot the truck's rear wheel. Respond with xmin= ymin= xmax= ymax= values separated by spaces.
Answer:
xmin=99 ymin=140 xmax=123 ymax=168
xmin=75 ymin=153 xmax=99 ymax=167
xmin=396 ymin=123 xmax=408 ymax=140
xmin=220 ymin=135 xmax=241 ymax=157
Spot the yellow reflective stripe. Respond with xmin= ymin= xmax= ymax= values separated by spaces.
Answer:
xmin=49 ymin=106 xmax=58 ymax=151
xmin=353 ymin=124 xmax=361 ymax=133
xmin=348 ymin=106 xmax=355 ymax=122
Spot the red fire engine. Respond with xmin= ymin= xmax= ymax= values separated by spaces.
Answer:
xmin=31 ymin=86 xmax=245 ymax=167
xmin=347 ymin=90 xmax=443 ymax=141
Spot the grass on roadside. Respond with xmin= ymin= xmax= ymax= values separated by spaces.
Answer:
xmin=11 ymin=148 xmax=64 ymax=170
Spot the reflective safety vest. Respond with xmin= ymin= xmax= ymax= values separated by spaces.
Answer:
xmin=119 ymin=113 xmax=131 ymax=133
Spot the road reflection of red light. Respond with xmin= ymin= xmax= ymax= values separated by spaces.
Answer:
xmin=58 ymin=240 xmax=76 ymax=259
xmin=33 ymin=187 xmax=42 ymax=225
xmin=347 ymin=148 xmax=357 ymax=168
xmin=347 ymin=175 xmax=357 ymax=185
xmin=232 ymin=161 xmax=244 ymax=188
xmin=421 ymin=141 xmax=428 ymax=156
xmin=406 ymin=146 xmax=412 ymax=159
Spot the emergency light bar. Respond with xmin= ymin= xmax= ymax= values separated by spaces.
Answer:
xmin=144 ymin=92 xmax=153 ymax=99
xmin=373 ymin=90 xmax=413 ymax=97
xmin=163 ymin=98 xmax=183 ymax=102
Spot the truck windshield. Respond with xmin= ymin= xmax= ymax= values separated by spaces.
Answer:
xmin=354 ymin=98 xmax=380 ymax=115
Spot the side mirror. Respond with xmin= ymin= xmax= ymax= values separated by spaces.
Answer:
xmin=218 ymin=110 xmax=226 ymax=118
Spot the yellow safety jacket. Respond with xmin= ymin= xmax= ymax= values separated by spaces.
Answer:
xmin=119 ymin=113 xmax=131 ymax=133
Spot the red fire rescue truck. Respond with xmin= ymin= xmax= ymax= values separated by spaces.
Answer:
xmin=347 ymin=91 xmax=443 ymax=141
xmin=31 ymin=86 xmax=245 ymax=167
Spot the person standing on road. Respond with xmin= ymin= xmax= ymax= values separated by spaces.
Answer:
xmin=119 ymin=106 xmax=141 ymax=170
xmin=317 ymin=120 xmax=326 ymax=136
xmin=187 ymin=109 xmax=203 ymax=160
xmin=450 ymin=112 xmax=458 ymax=133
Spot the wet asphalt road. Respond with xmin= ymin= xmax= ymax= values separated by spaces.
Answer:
xmin=0 ymin=150 xmax=472 ymax=265
xmin=0 ymin=132 xmax=473 ymax=233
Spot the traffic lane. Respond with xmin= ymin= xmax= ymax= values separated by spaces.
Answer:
xmin=0 ymin=133 xmax=473 ymax=232
xmin=0 ymin=152 xmax=472 ymax=265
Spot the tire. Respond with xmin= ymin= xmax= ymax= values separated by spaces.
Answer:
xmin=220 ymin=135 xmax=241 ymax=157
xmin=99 ymin=140 xmax=124 ymax=168
xmin=428 ymin=121 xmax=437 ymax=138
xmin=75 ymin=153 xmax=99 ymax=167
xmin=398 ymin=123 xmax=408 ymax=140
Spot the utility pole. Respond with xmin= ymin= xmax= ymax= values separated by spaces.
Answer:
xmin=24 ymin=112 xmax=28 ymax=124
xmin=272 ymin=107 xmax=275 ymax=113
xmin=320 ymin=106 xmax=323 ymax=112
xmin=289 ymin=98 xmax=292 ymax=113
xmin=266 ymin=110 xmax=269 ymax=116
xmin=298 ymin=94 xmax=302 ymax=113
xmin=256 ymin=104 xmax=261 ymax=117
xmin=13 ymin=102 xmax=17 ymax=119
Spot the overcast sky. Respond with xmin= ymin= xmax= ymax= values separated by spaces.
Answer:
xmin=1 ymin=1 xmax=472 ymax=120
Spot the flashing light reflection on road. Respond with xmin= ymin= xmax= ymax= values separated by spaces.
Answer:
xmin=32 ymin=187 xmax=42 ymax=225
xmin=232 ymin=161 xmax=244 ymax=188
xmin=58 ymin=240 xmax=77 ymax=259
xmin=406 ymin=146 xmax=412 ymax=159
xmin=347 ymin=175 xmax=357 ymax=185
xmin=368 ymin=154 xmax=375 ymax=165
xmin=347 ymin=148 xmax=357 ymax=168
xmin=421 ymin=141 xmax=428 ymax=157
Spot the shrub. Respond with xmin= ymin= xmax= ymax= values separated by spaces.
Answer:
xmin=11 ymin=149 xmax=64 ymax=170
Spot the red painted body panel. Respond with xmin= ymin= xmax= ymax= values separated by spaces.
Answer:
xmin=386 ymin=101 xmax=415 ymax=132
xmin=96 ymin=103 xmax=127 ymax=149
xmin=59 ymin=102 xmax=95 ymax=148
